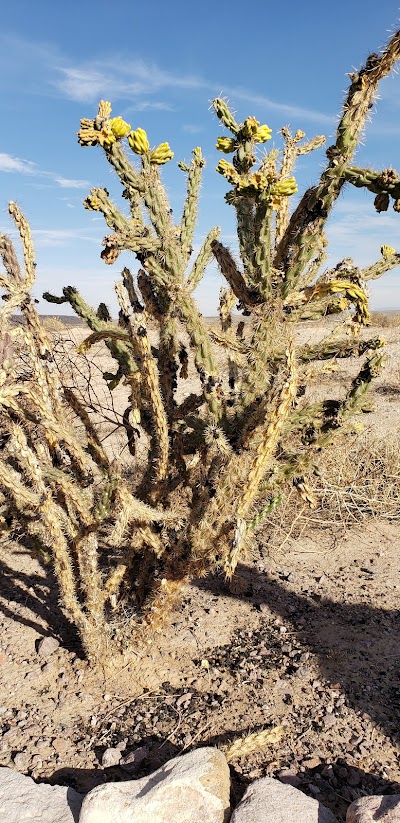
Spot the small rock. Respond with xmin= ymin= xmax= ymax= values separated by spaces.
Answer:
xmin=0 ymin=766 xmax=82 ymax=822
xmin=80 ymin=747 xmax=230 ymax=823
xmin=346 ymin=794 xmax=400 ymax=822
xmin=24 ymin=671 xmax=39 ymax=682
xmin=277 ymin=769 xmax=302 ymax=788
xmin=120 ymin=745 xmax=150 ymax=774
xmin=101 ymin=748 xmax=122 ymax=768
xmin=230 ymin=776 xmax=338 ymax=822
xmin=13 ymin=752 xmax=30 ymax=770
xmin=37 ymin=637 xmax=60 ymax=659
xmin=52 ymin=738 xmax=71 ymax=756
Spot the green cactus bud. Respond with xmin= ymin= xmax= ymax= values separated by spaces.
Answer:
xmin=128 ymin=128 xmax=150 ymax=154
xmin=254 ymin=125 xmax=272 ymax=143
xmin=212 ymin=98 xmax=239 ymax=133
xmin=216 ymin=137 xmax=237 ymax=153
xmin=149 ymin=142 xmax=174 ymax=164
xmin=109 ymin=116 xmax=131 ymax=139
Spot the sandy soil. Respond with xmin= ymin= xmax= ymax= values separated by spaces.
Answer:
xmin=0 ymin=317 xmax=399 ymax=822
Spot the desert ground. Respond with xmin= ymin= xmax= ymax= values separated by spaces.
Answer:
xmin=0 ymin=313 xmax=399 ymax=822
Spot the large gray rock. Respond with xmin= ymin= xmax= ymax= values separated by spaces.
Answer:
xmin=230 ymin=775 xmax=338 ymax=822
xmin=0 ymin=766 xmax=82 ymax=823
xmin=347 ymin=794 xmax=400 ymax=821
xmin=79 ymin=747 xmax=230 ymax=823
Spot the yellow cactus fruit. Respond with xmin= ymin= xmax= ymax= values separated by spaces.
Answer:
xmin=242 ymin=116 xmax=260 ymax=136
xmin=128 ymin=128 xmax=150 ymax=154
xmin=216 ymin=159 xmax=239 ymax=185
xmin=381 ymin=244 xmax=396 ymax=259
xmin=240 ymin=171 xmax=269 ymax=191
xmin=109 ymin=116 xmax=131 ymax=139
xmin=254 ymin=125 xmax=272 ymax=143
xmin=272 ymin=176 xmax=298 ymax=197
xmin=98 ymin=125 xmax=117 ymax=148
xmin=78 ymin=118 xmax=98 ymax=146
xmin=149 ymin=142 xmax=174 ymax=164
xmin=98 ymin=100 xmax=112 ymax=119
xmin=216 ymin=136 xmax=237 ymax=153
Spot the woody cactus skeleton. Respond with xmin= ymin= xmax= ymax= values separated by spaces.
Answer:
xmin=1 ymin=30 xmax=400 ymax=661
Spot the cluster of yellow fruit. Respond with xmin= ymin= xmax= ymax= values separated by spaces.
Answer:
xmin=216 ymin=157 xmax=297 ymax=204
xmin=81 ymin=105 xmax=174 ymax=165
xmin=215 ymin=122 xmax=272 ymax=153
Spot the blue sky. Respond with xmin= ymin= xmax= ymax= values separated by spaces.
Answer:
xmin=1 ymin=1 xmax=400 ymax=314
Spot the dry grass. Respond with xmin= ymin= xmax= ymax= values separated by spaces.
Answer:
xmin=370 ymin=311 xmax=400 ymax=329
xmin=263 ymin=433 xmax=400 ymax=550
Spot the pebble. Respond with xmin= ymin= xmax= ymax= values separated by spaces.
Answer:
xmin=37 ymin=637 xmax=60 ymax=659
xmin=101 ymin=747 xmax=122 ymax=768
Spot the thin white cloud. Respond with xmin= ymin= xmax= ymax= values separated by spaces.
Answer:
xmin=126 ymin=101 xmax=175 ymax=112
xmin=0 ymin=33 xmax=333 ymax=127
xmin=183 ymin=124 xmax=204 ymax=134
xmin=0 ymin=152 xmax=89 ymax=189
xmin=54 ymin=176 xmax=89 ymax=189
xmin=0 ymin=153 xmax=37 ymax=174
xmin=56 ymin=58 xmax=203 ymax=103
xmin=220 ymin=87 xmax=334 ymax=125
xmin=32 ymin=229 xmax=100 ymax=247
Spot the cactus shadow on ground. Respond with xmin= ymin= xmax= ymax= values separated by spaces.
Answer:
xmin=194 ymin=564 xmax=400 ymax=746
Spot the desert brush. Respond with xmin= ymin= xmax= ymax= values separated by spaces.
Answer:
xmin=1 ymin=30 xmax=400 ymax=662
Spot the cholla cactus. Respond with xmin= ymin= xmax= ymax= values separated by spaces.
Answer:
xmin=1 ymin=29 xmax=400 ymax=662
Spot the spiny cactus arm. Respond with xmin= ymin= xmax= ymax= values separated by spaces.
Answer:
xmin=0 ymin=233 xmax=22 ymax=283
xmin=84 ymin=187 xmax=140 ymax=233
xmin=298 ymin=335 xmax=384 ymax=363
xmin=43 ymin=287 xmax=138 ymax=380
xmin=243 ymin=494 xmax=283 ymax=536
xmin=116 ymin=278 xmax=169 ymax=483
xmin=157 ymin=307 xmax=179 ymax=419
xmin=298 ymin=279 xmax=370 ymax=325
xmin=187 ymin=226 xmax=221 ymax=291
xmin=275 ymin=129 xmax=325 ymax=245
xmin=62 ymin=387 xmax=110 ymax=471
xmin=77 ymin=329 xmax=131 ymax=352
xmin=342 ymin=165 xmax=400 ymax=201
xmin=275 ymin=30 xmax=400 ymax=294
xmin=339 ymin=350 xmax=385 ymax=419
xmin=219 ymin=287 xmax=236 ymax=332
xmin=234 ymin=197 xmax=256 ymax=282
xmin=8 ymin=202 xmax=36 ymax=289
xmin=171 ymin=285 xmax=221 ymax=416
xmin=0 ymin=460 xmax=43 ymax=511
xmin=209 ymin=328 xmax=246 ymax=356
xmin=362 ymin=249 xmax=400 ymax=281
xmin=108 ymin=484 xmax=178 ymax=546
xmin=180 ymin=147 xmax=205 ymax=258
xmin=212 ymin=97 xmax=240 ymax=134
xmin=275 ymin=131 xmax=326 ymax=245
xmin=137 ymin=269 xmax=164 ymax=319
xmin=42 ymin=466 xmax=94 ymax=527
xmin=212 ymin=239 xmax=261 ymax=306
xmin=102 ymin=140 xmax=145 ymax=196
xmin=40 ymin=498 xmax=90 ymax=639
xmin=253 ymin=193 xmax=273 ymax=299
xmin=74 ymin=531 xmax=106 ymax=645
